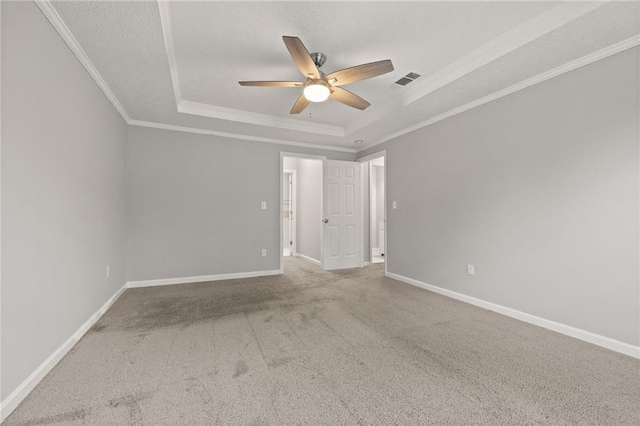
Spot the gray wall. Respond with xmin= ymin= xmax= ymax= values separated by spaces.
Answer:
xmin=1 ymin=1 xmax=128 ymax=399
xmin=126 ymin=126 xmax=353 ymax=281
xmin=296 ymin=159 xmax=322 ymax=262
xmin=358 ymin=47 xmax=640 ymax=346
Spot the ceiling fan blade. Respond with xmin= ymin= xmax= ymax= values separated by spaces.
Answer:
xmin=329 ymin=87 xmax=370 ymax=110
xmin=239 ymin=81 xmax=303 ymax=87
xmin=290 ymin=94 xmax=310 ymax=114
xmin=326 ymin=60 xmax=394 ymax=86
xmin=283 ymin=36 xmax=320 ymax=79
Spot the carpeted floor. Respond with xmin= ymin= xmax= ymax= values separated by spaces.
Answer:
xmin=5 ymin=257 xmax=640 ymax=425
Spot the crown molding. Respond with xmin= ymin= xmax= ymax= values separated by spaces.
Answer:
xmin=35 ymin=0 xmax=130 ymax=123
xmin=158 ymin=0 xmax=181 ymax=107
xmin=36 ymin=0 xmax=627 ymax=156
xmin=360 ymin=34 xmax=640 ymax=153
xmin=128 ymin=119 xmax=356 ymax=153
xmin=160 ymin=1 xmax=606 ymax=138
xmin=346 ymin=1 xmax=607 ymax=136
xmin=178 ymin=100 xmax=345 ymax=137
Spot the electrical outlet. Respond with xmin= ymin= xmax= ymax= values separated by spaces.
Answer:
xmin=261 ymin=201 xmax=267 ymax=210
xmin=467 ymin=264 xmax=475 ymax=276
xmin=106 ymin=265 xmax=111 ymax=278
xmin=392 ymin=201 xmax=397 ymax=209
xmin=261 ymin=249 xmax=267 ymax=257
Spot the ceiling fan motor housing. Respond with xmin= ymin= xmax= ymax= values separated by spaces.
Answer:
xmin=311 ymin=52 xmax=327 ymax=68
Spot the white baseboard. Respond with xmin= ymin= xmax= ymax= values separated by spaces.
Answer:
xmin=295 ymin=253 xmax=321 ymax=266
xmin=126 ymin=269 xmax=281 ymax=288
xmin=0 ymin=283 xmax=128 ymax=422
xmin=385 ymin=271 xmax=640 ymax=359
xmin=363 ymin=262 xmax=371 ymax=266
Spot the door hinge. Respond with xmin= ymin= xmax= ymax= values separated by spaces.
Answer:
xmin=290 ymin=241 xmax=293 ymax=245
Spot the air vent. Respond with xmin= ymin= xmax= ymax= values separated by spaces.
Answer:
xmin=395 ymin=77 xmax=413 ymax=86
xmin=394 ymin=72 xmax=421 ymax=86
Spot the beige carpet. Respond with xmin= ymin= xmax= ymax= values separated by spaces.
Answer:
xmin=5 ymin=257 xmax=639 ymax=425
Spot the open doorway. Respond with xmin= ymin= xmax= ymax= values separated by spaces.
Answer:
xmin=281 ymin=153 xmax=364 ymax=273
xmin=280 ymin=153 xmax=325 ymax=272
xmin=369 ymin=157 xmax=385 ymax=264
xmin=282 ymin=170 xmax=296 ymax=257
xmin=358 ymin=151 xmax=386 ymax=270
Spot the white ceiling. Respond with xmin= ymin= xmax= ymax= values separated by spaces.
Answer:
xmin=44 ymin=1 xmax=640 ymax=152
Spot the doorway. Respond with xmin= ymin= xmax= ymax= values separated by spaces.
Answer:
xmin=358 ymin=151 xmax=387 ymax=270
xmin=280 ymin=153 xmax=325 ymax=272
xmin=282 ymin=170 xmax=296 ymax=257
xmin=280 ymin=153 xmax=364 ymax=272
xmin=369 ymin=157 xmax=385 ymax=264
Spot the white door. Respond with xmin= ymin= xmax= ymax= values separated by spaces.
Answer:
xmin=322 ymin=160 xmax=361 ymax=270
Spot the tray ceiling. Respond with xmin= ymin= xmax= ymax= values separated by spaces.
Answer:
xmin=43 ymin=1 xmax=640 ymax=152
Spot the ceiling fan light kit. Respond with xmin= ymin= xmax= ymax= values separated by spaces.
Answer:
xmin=239 ymin=36 xmax=394 ymax=114
xmin=303 ymin=81 xmax=330 ymax=102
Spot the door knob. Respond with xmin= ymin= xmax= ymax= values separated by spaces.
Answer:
xmin=322 ymin=219 xmax=329 ymax=223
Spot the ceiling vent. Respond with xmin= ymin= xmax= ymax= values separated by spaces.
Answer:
xmin=394 ymin=72 xmax=421 ymax=86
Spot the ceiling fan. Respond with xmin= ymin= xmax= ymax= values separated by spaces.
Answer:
xmin=239 ymin=36 xmax=394 ymax=114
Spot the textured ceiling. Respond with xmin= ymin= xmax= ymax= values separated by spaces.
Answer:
xmin=49 ymin=1 xmax=639 ymax=151
xmin=170 ymin=1 xmax=553 ymax=126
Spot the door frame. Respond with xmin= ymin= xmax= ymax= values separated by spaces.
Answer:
xmin=279 ymin=152 xmax=326 ymax=273
xmin=283 ymin=169 xmax=297 ymax=258
xmin=357 ymin=150 xmax=387 ymax=275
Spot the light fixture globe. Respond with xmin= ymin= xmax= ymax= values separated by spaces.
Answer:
xmin=303 ymin=81 xmax=330 ymax=102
